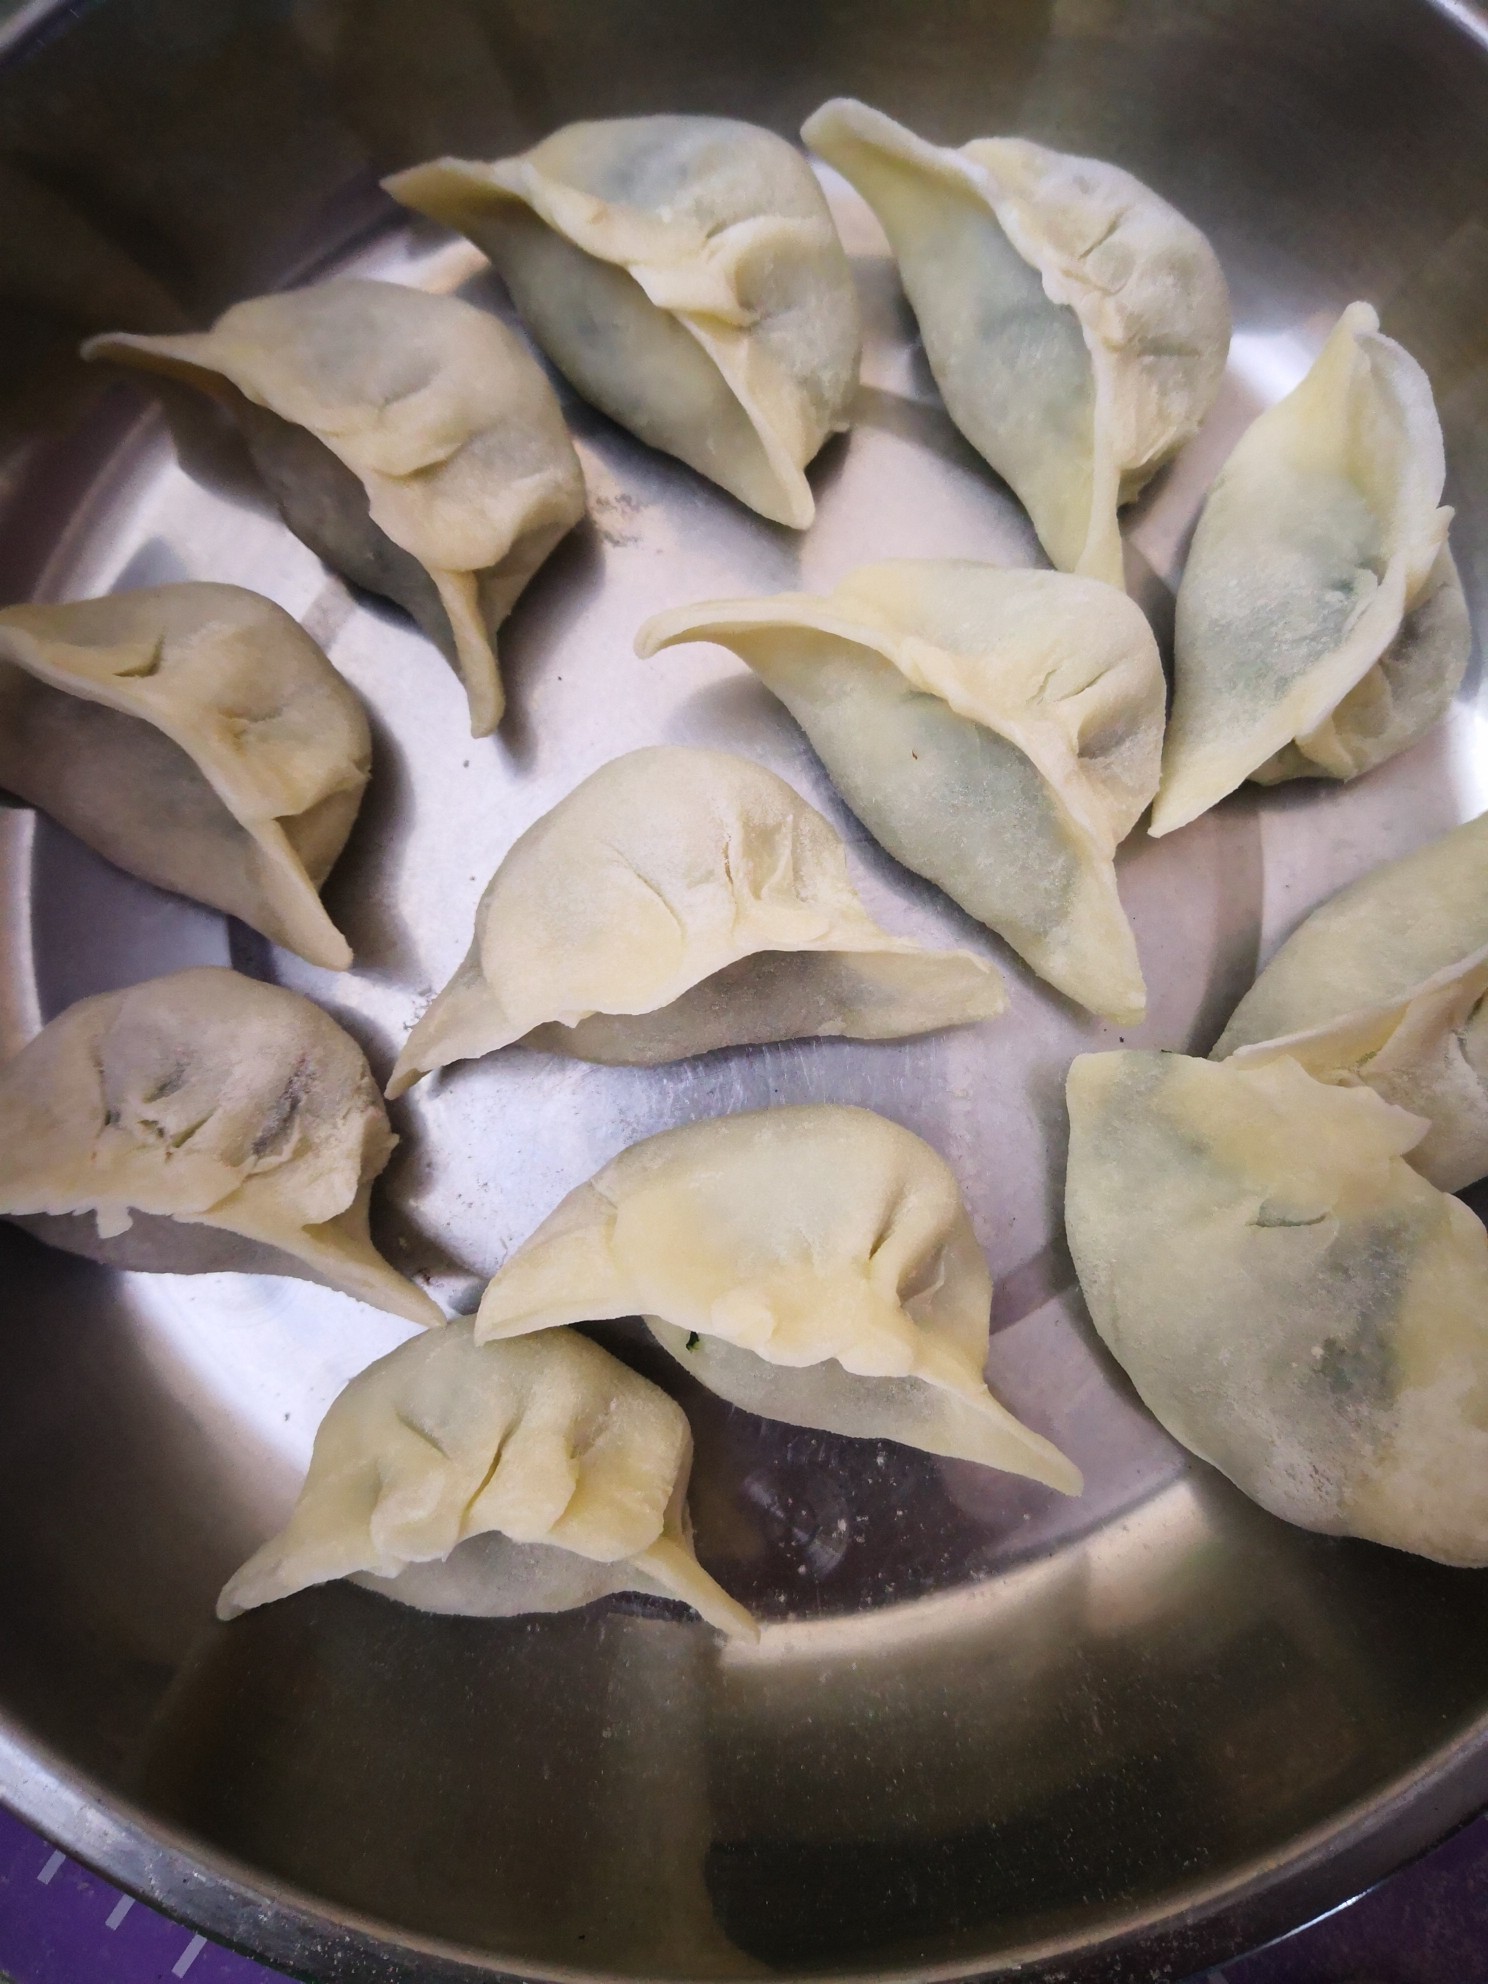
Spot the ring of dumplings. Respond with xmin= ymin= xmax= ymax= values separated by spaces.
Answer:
xmin=26 ymin=103 xmax=1485 ymax=1627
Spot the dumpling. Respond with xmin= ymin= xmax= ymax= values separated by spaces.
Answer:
xmin=1214 ymin=814 xmax=1488 ymax=1191
xmin=637 ymin=560 xmax=1164 ymax=1022
xmin=387 ymin=744 xmax=1004 ymax=1095
xmin=384 ymin=116 xmax=860 ymax=529
xmin=1151 ymin=303 xmax=1470 ymax=834
xmin=0 ymin=583 xmax=368 ymax=970
xmin=476 ymin=1103 xmax=1081 ymax=1493
xmin=1064 ymin=1049 xmax=1488 ymax=1566
xmin=0 ymin=967 xmax=440 ymax=1327
xmin=802 ymin=99 xmax=1230 ymax=585
xmin=219 ymin=1322 xmax=754 ymax=1637
xmin=83 ymin=279 xmax=586 ymax=736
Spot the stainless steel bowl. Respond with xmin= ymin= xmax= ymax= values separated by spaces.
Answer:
xmin=2 ymin=2 xmax=1487 ymax=1978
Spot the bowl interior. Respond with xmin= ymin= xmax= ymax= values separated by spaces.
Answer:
xmin=1 ymin=2 xmax=1488 ymax=1979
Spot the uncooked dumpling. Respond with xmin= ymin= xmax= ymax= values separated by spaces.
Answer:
xmin=84 ymin=279 xmax=586 ymax=735
xmin=388 ymin=744 xmax=1003 ymax=1095
xmin=477 ymin=1103 xmax=1081 ymax=1493
xmin=1215 ymin=813 xmax=1488 ymax=1191
xmin=0 ymin=583 xmax=368 ymax=970
xmin=219 ymin=1322 xmax=755 ymax=1638
xmin=1065 ymin=1049 xmax=1488 ymax=1566
xmin=1152 ymin=303 xmax=1470 ymax=834
xmin=802 ymin=99 xmax=1230 ymax=585
xmin=385 ymin=116 xmax=860 ymax=528
xmin=0 ymin=967 xmax=439 ymax=1327
xmin=638 ymin=560 xmax=1163 ymax=1022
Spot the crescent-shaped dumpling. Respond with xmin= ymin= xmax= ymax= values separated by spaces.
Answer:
xmin=1215 ymin=813 xmax=1488 ymax=1190
xmin=0 ymin=967 xmax=440 ymax=1327
xmin=637 ymin=561 xmax=1164 ymax=1022
xmin=84 ymin=279 xmax=586 ymax=736
xmin=802 ymin=98 xmax=1230 ymax=585
xmin=1065 ymin=1049 xmax=1488 ymax=1566
xmin=387 ymin=744 xmax=1003 ymax=1095
xmin=219 ymin=1323 xmax=755 ymax=1637
xmin=475 ymin=1103 xmax=1081 ymax=1494
xmin=0 ymin=583 xmax=368 ymax=970
xmin=385 ymin=115 xmax=860 ymax=528
xmin=1152 ymin=303 xmax=1470 ymax=834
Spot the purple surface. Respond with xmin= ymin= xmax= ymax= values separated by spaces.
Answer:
xmin=2 ymin=1798 xmax=1487 ymax=1982
xmin=0 ymin=1805 xmax=283 ymax=1983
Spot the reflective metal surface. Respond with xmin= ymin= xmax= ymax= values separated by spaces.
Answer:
xmin=1 ymin=2 xmax=1487 ymax=1979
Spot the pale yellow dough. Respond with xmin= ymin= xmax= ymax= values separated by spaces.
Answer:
xmin=220 ymin=1323 xmax=756 ymax=1639
xmin=85 ymin=279 xmax=585 ymax=735
xmin=386 ymin=115 xmax=860 ymax=528
xmin=388 ymin=744 xmax=1004 ymax=1095
xmin=638 ymin=560 xmax=1163 ymax=1022
xmin=0 ymin=967 xmax=440 ymax=1328
xmin=803 ymin=98 xmax=1230 ymax=586
xmin=1065 ymin=1049 xmax=1488 ymax=1566
xmin=477 ymin=1103 xmax=1082 ymax=1494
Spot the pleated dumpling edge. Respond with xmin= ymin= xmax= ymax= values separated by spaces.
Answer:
xmin=218 ymin=1324 xmax=757 ymax=1639
xmin=802 ymin=97 xmax=1230 ymax=588
xmin=1214 ymin=812 xmax=1488 ymax=1191
xmin=0 ymin=582 xmax=368 ymax=971
xmin=0 ymin=967 xmax=441 ymax=1328
xmin=386 ymin=115 xmax=861 ymax=530
xmin=474 ymin=1103 xmax=1083 ymax=1496
xmin=638 ymin=560 xmax=1164 ymax=1023
xmin=1152 ymin=301 xmax=1468 ymax=836
xmin=85 ymin=279 xmax=586 ymax=736
xmin=387 ymin=744 xmax=1005 ymax=1095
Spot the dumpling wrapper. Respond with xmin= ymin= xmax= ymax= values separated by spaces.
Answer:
xmin=385 ymin=115 xmax=860 ymax=529
xmin=802 ymin=98 xmax=1230 ymax=586
xmin=219 ymin=1322 xmax=755 ymax=1638
xmin=1065 ymin=1049 xmax=1488 ymax=1566
xmin=476 ymin=1103 xmax=1081 ymax=1494
xmin=1152 ymin=303 xmax=1470 ymax=834
xmin=0 ymin=583 xmax=368 ymax=970
xmin=388 ymin=744 xmax=1004 ymax=1095
xmin=1215 ymin=813 xmax=1488 ymax=1191
xmin=638 ymin=560 xmax=1163 ymax=1023
xmin=0 ymin=967 xmax=439 ymax=1328
xmin=83 ymin=279 xmax=586 ymax=736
